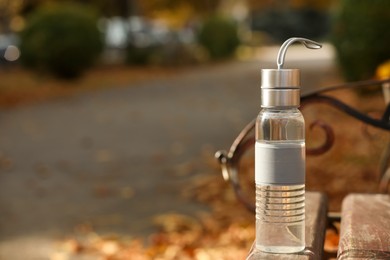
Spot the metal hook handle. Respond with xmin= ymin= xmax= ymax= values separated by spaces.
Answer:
xmin=277 ymin=37 xmax=322 ymax=69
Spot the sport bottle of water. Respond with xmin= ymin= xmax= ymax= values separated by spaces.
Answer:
xmin=254 ymin=38 xmax=322 ymax=254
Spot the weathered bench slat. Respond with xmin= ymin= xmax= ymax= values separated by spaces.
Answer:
xmin=338 ymin=194 xmax=390 ymax=259
xmin=247 ymin=192 xmax=328 ymax=260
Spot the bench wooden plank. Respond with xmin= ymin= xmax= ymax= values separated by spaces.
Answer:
xmin=247 ymin=192 xmax=328 ymax=259
xmin=338 ymin=194 xmax=390 ymax=259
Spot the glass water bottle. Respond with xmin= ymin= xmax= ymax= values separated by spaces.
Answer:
xmin=254 ymin=37 xmax=322 ymax=254
xmin=255 ymin=107 xmax=305 ymax=253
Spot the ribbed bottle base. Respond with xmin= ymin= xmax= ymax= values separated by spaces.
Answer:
xmin=255 ymin=184 xmax=305 ymax=253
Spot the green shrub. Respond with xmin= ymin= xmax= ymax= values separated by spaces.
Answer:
xmin=331 ymin=0 xmax=390 ymax=81
xmin=198 ymin=15 xmax=240 ymax=59
xmin=20 ymin=3 xmax=103 ymax=79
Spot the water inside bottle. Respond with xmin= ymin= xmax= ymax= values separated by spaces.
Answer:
xmin=255 ymin=184 xmax=305 ymax=253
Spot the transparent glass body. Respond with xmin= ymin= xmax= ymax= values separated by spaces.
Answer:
xmin=255 ymin=108 xmax=305 ymax=253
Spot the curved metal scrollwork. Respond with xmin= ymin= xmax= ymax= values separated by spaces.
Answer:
xmin=216 ymin=78 xmax=390 ymax=213
xmin=301 ymin=79 xmax=390 ymax=131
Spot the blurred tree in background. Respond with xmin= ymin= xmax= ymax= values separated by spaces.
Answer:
xmin=13 ymin=0 xmax=220 ymax=23
xmin=248 ymin=0 xmax=334 ymax=42
xmin=331 ymin=0 xmax=390 ymax=81
xmin=139 ymin=0 xmax=220 ymax=17
xmin=0 ymin=0 xmax=24 ymax=32
xmin=19 ymin=2 xmax=103 ymax=78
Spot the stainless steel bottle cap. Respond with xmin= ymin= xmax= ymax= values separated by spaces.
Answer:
xmin=261 ymin=69 xmax=301 ymax=107
xmin=260 ymin=37 xmax=322 ymax=108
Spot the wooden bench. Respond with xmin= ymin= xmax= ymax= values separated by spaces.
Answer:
xmin=247 ymin=192 xmax=328 ymax=259
xmin=338 ymin=194 xmax=390 ymax=259
xmin=247 ymin=193 xmax=390 ymax=259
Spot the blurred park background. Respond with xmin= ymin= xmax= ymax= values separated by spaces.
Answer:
xmin=0 ymin=0 xmax=389 ymax=259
